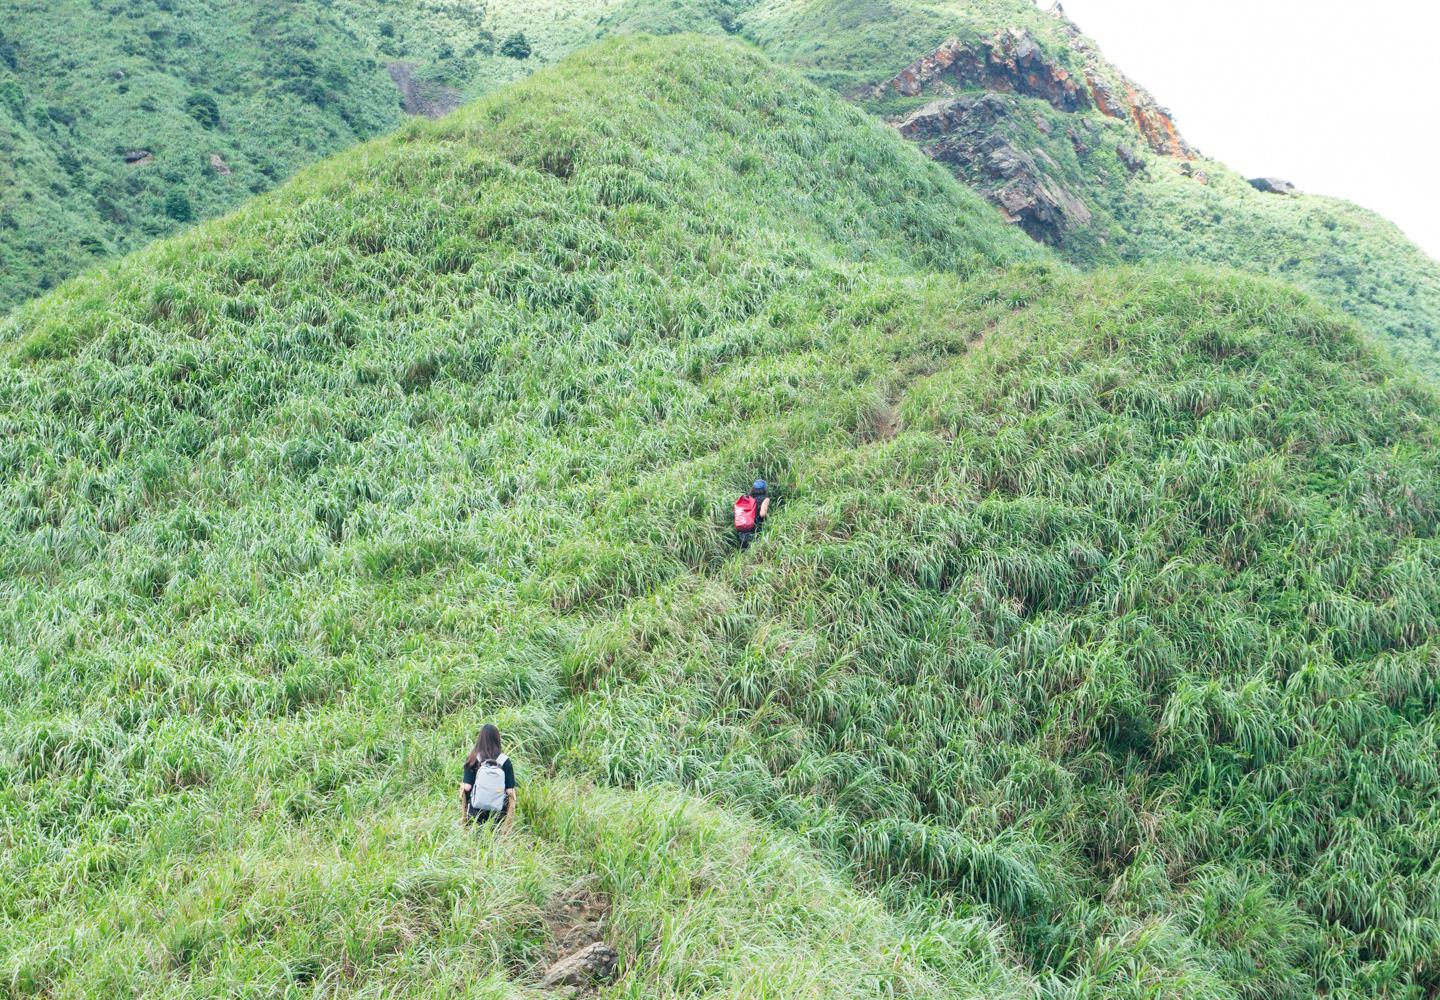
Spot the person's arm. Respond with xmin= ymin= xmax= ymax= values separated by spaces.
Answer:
xmin=460 ymin=765 xmax=475 ymax=822
xmin=502 ymin=759 xmax=517 ymax=831
xmin=759 ymin=497 xmax=770 ymax=519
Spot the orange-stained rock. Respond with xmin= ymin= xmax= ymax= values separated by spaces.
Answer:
xmin=874 ymin=29 xmax=1194 ymax=161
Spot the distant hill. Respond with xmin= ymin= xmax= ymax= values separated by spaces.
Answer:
xmin=832 ymin=1 xmax=1440 ymax=372
xmin=4 ymin=34 xmax=1440 ymax=998
xmin=0 ymin=0 xmax=595 ymax=310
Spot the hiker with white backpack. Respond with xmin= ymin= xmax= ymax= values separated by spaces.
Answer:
xmin=460 ymin=723 xmax=516 ymax=829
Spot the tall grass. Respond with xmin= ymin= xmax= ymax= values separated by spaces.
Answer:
xmin=2 ymin=32 xmax=1439 ymax=1000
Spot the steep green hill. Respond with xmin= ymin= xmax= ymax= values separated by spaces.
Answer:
xmin=5 ymin=0 xmax=1440 ymax=379
xmin=5 ymin=36 xmax=1440 ymax=999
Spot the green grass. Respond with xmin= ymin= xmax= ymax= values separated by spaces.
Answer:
xmin=1122 ymin=160 xmax=1440 ymax=372
xmin=4 ymin=0 xmax=1440 ymax=384
xmin=0 ymin=0 xmax=582 ymax=311
xmin=743 ymin=0 xmax=1072 ymax=91
xmin=5 ymin=33 xmax=1440 ymax=998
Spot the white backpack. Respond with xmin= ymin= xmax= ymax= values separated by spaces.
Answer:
xmin=469 ymin=754 xmax=508 ymax=813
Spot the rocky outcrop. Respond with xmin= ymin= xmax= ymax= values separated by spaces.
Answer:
xmin=899 ymin=94 xmax=1090 ymax=245
xmin=209 ymin=153 xmax=232 ymax=175
xmin=1122 ymin=82 xmax=1192 ymax=159
xmin=1249 ymin=177 xmax=1297 ymax=195
xmin=875 ymin=28 xmax=1194 ymax=161
xmin=1085 ymin=72 xmax=1121 ymax=118
xmin=875 ymin=29 xmax=1089 ymax=113
xmin=123 ymin=149 xmax=153 ymax=166
xmin=541 ymin=942 xmax=618 ymax=989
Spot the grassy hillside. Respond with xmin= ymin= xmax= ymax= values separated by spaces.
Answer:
xmin=805 ymin=0 xmax=1440 ymax=372
xmin=0 ymin=0 xmax=563 ymax=311
xmin=1121 ymin=162 xmax=1440 ymax=371
xmin=5 ymin=0 xmax=1440 ymax=379
xmin=866 ymin=76 xmax=1440 ymax=373
xmin=744 ymin=0 xmax=1066 ymax=91
xmin=5 ymin=35 xmax=1440 ymax=998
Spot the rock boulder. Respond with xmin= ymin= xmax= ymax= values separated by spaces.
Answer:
xmin=540 ymin=942 xmax=619 ymax=989
xmin=1249 ymin=177 xmax=1297 ymax=195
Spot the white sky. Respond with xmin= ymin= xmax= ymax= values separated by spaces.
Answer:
xmin=1053 ymin=0 xmax=1440 ymax=261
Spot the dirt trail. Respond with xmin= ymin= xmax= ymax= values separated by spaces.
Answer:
xmin=537 ymin=888 xmax=615 ymax=994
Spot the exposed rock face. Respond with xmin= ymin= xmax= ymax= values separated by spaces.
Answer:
xmin=1085 ymin=72 xmax=1121 ymax=117
xmin=876 ymin=29 xmax=1089 ymax=112
xmin=1122 ymin=82 xmax=1192 ymax=158
xmin=870 ymin=17 xmax=1206 ymax=250
xmin=877 ymin=29 xmax=1194 ymax=160
xmin=540 ymin=942 xmax=618 ymax=989
xmin=209 ymin=153 xmax=232 ymax=175
xmin=899 ymin=94 xmax=1090 ymax=245
xmin=1249 ymin=176 xmax=1297 ymax=195
xmin=123 ymin=149 xmax=153 ymax=166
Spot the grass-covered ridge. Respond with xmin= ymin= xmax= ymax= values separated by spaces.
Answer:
xmin=6 ymin=0 xmax=1440 ymax=378
xmin=4 ymin=33 xmax=1440 ymax=999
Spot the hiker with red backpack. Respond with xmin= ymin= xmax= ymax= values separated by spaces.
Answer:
xmin=734 ymin=479 xmax=771 ymax=550
xmin=460 ymin=723 xmax=516 ymax=830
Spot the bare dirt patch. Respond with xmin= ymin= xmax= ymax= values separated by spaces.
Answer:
xmin=518 ymin=886 xmax=616 ymax=995
xmin=386 ymin=61 xmax=462 ymax=119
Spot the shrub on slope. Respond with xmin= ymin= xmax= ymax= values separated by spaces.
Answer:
xmin=2 ymin=33 xmax=1439 ymax=1000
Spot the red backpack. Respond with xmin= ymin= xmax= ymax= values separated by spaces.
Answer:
xmin=733 ymin=495 xmax=757 ymax=531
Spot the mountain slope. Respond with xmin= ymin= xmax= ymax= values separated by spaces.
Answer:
xmin=0 ymin=0 xmax=558 ymax=311
xmin=5 ymin=35 xmax=1440 ymax=998
xmin=834 ymin=0 xmax=1440 ymax=373
xmin=0 ymin=36 xmax=1039 ymax=998
xmin=5 ymin=0 xmax=1439 ymax=387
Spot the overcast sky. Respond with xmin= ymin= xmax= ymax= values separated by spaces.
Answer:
xmin=1054 ymin=0 xmax=1440 ymax=261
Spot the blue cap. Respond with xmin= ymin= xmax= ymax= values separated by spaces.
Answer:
xmin=753 ymin=479 xmax=768 ymax=492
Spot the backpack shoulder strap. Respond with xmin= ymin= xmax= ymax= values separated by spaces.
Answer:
xmin=496 ymin=754 xmax=508 ymax=766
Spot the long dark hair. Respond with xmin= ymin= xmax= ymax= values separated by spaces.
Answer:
xmin=466 ymin=724 xmax=503 ymax=767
